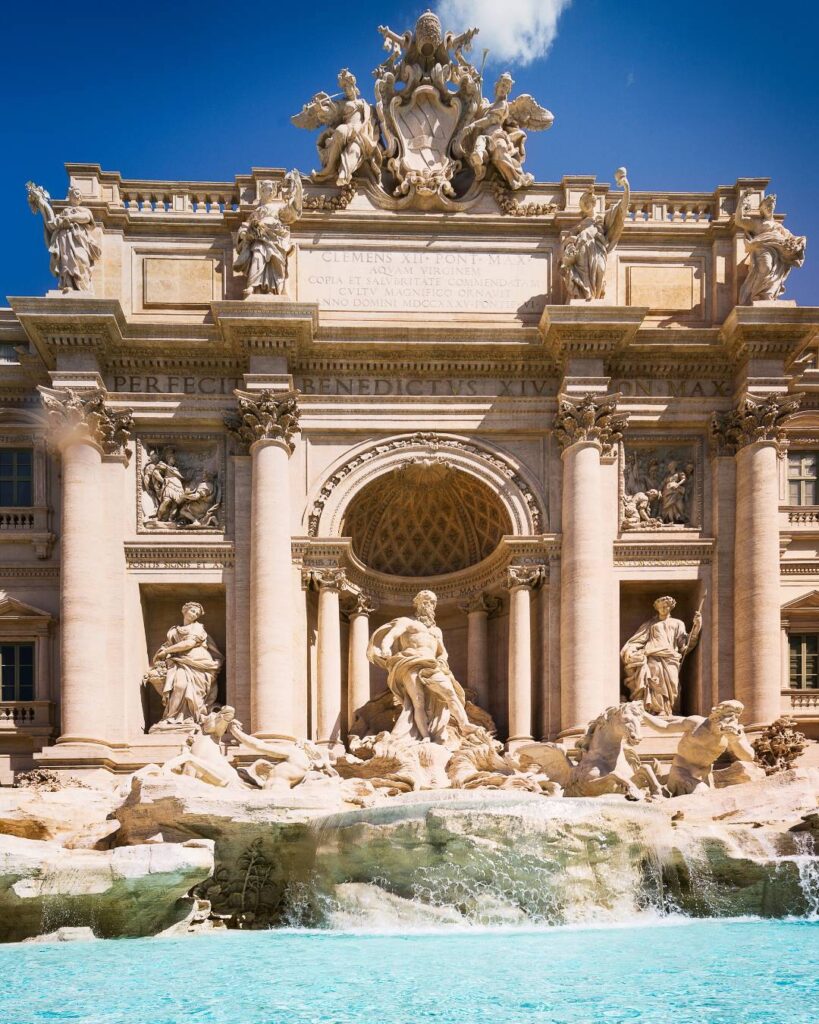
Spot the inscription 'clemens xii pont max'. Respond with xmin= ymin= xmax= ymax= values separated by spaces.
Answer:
xmin=299 ymin=249 xmax=548 ymax=313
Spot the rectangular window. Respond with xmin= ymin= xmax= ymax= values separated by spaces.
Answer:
xmin=787 ymin=452 xmax=818 ymax=506
xmin=789 ymin=633 xmax=819 ymax=690
xmin=0 ymin=643 xmax=35 ymax=701
xmin=0 ymin=449 xmax=33 ymax=507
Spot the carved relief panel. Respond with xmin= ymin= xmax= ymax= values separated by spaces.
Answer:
xmin=136 ymin=435 xmax=226 ymax=533
xmin=619 ymin=437 xmax=704 ymax=532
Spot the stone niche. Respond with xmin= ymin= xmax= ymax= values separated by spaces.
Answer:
xmin=136 ymin=436 xmax=226 ymax=533
xmin=619 ymin=580 xmax=703 ymax=716
xmin=619 ymin=437 xmax=703 ymax=533
xmin=138 ymin=584 xmax=226 ymax=731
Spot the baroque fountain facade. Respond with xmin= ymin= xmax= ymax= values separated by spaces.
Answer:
xmin=0 ymin=10 xmax=818 ymax=940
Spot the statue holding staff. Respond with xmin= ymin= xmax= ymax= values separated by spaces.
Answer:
xmin=621 ymin=594 xmax=702 ymax=717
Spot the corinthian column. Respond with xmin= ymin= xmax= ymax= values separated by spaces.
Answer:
xmin=555 ymin=393 xmax=628 ymax=736
xmin=39 ymin=387 xmax=133 ymax=745
xmin=505 ymin=566 xmax=542 ymax=749
xmin=714 ymin=393 xmax=801 ymax=727
xmin=344 ymin=592 xmax=376 ymax=731
xmin=226 ymin=389 xmax=300 ymax=739
xmin=312 ymin=568 xmax=347 ymax=750
xmin=459 ymin=593 xmax=499 ymax=712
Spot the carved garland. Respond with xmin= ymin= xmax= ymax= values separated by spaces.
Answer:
xmin=302 ymin=184 xmax=358 ymax=212
xmin=492 ymin=182 xmax=557 ymax=218
xmin=307 ymin=432 xmax=544 ymax=537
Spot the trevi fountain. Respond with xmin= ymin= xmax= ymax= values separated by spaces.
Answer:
xmin=0 ymin=9 xmax=818 ymax=1024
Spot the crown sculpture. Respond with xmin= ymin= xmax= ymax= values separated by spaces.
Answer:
xmin=291 ymin=10 xmax=554 ymax=210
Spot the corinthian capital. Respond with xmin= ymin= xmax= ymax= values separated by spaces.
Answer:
xmin=38 ymin=385 xmax=134 ymax=459
xmin=553 ymin=393 xmax=628 ymax=454
xmin=309 ymin=568 xmax=349 ymax=592
xmin=504 ymin=564 xmax=544 ymax=590
xmin=710 ymin=392 xmax=803 ymax=457
xmin=224 ymin=389 xmax=301 ymax=454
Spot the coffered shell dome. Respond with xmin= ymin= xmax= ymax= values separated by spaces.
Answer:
xmin=341 ymin=459 xmax=511 ymax=577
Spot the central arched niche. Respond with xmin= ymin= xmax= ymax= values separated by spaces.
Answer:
xmin=340 ymin=458 xmax=512 ymax=577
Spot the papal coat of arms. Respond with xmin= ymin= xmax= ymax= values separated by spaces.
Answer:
xmin=291 ymin=11 xmax=554 ymax=209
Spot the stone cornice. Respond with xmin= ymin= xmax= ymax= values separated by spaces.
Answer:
xmin=719 ymin=305 xmax=819 ymax=367
xmin=538 ymin=305 xmax=647 ymax=365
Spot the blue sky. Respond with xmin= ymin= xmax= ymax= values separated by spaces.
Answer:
xmin=1 ymin=0 xmax=817 ymax=303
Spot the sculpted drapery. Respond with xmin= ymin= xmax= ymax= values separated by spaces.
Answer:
xmin=148 ymin=602 xmax=223 ymax=728
xmin=367 ymin=590 xmax=476 ymax=746
xmin=621 ymin=596 xmax=701 ymax=717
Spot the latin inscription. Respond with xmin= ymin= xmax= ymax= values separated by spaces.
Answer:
xmin=298 ymin=249 xmax=549 ymax=314
xmin=107 ymin=376 xmax=730 ymax=399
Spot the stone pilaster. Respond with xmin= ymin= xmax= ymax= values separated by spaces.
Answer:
xmin=38 ymin=386 xmax=133 ymax=746
xmin=712 ymin=393 xmax=802 ymax=727
xmin=504 ymin=566 xmax=542 ymax=749
xmin=555 ymin=392 xmax=628 ymax=736
xmin=225 ymin=388 xmax=301 ymax=739
xmin=458 ymin=593 xmax=500 ymax=713
xmin=343 ymin=592 xmax=376 ymax=732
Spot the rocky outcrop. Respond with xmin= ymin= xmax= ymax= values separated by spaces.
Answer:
xmin=0 ymin=833 xmax=214 ymax=942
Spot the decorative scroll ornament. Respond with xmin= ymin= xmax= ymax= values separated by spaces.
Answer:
xmin=38 ymin=386 xmax=133 ymax=460
xmin=504 ymin=564 xmax=544 ymax=590
xmin=710 ymin=393 xmax=803 ymax=457
xmin=553 ymin=394 xmax=628 ymax=454
xmin=291 ymin=13 xmax=554 ymax=210
xmin=734 ymin=191 xmax=807 ymax=303
xmin=224 ymin=389 xmax=301 ymax=453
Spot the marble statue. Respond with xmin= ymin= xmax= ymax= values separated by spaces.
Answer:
xmin=621 ymin=596 xmax=702 ymax=716
xmin=735 ymin=191 xmax=806 ymax=303
xmin=145 ymin=602 xmax=224 ymax=731
xmin=291 ymin=69 xmax=381 ymax=186
xmin=26 ymin=182 xmax=101 ymax=293
xmin=559 ymin=168 xmax=630 ymax=301
xmin=376 ymin=12 xmax=479 ymax=101
xmin=164 ymin=706 xmax=242 ymax=787
xmin=643 ymin=701 xmax=755 ymax=796
xmin=234 ymin=171 xmax=302 ymax=298
xmin=518 ymin=702 xmax=664 ymax=800
xmin=367 ymin=590 xmax=479 ymax=746
xmin=227 ymin=722 xmax=338 ymax=789
xmin=142 ymin=447 xmax=221 ymax=529
xmin=456 ymin=72 xmax=554 ymax=191
xmin=621 ymin=489 xmax=662 ymax=529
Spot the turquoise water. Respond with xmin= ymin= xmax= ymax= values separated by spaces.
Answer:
xmin=1 ymin=920 xmax=817 ymax=1024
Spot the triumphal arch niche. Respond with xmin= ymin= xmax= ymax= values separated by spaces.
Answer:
xmin=1 ymin=10 xmax=818 ymax=778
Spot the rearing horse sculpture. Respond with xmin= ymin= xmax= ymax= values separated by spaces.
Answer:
xmin=517 ymin=701 xmax=664 ymax=800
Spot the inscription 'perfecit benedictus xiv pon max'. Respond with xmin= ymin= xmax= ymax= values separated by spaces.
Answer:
xmin=0 ymin=8 xmax=817 ymax=791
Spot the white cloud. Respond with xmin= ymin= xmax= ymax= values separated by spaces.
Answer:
xmin=436 ymin=0 xmax=571 ymax=67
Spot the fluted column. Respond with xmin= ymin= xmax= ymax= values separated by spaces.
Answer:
xmin=555 ymin=393 xmax=628 ymax=735
xmin=226 ymin=389 xmax=300 ymax=739
xmin=459 ymin=593 xmax=499 ymax=712
xmin=505 ymin=566 xmax=542 ymax=749
xmin=345 ymin=592 xmax=376 ymax=731
xmin=313 ymin=569 xmax=346 ymax=750
xmin=39 ymin=386 xmax=133 ymax=745
xmin=714 ymin=393 xmax=800 ymax=727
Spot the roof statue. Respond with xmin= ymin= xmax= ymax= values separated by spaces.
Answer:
xmin=291 ymin=10 xmax=554 ymax=209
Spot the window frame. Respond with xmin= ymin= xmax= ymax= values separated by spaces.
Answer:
xmin=788 ymin=631 xmax=819 ymax=690
xmin=0 ymin=642 xmax=36 ymax=702
xmin=786 ymin=451 xmax=819 ymax=508
xmin=0 ymin=447 xmax=34 ymax=508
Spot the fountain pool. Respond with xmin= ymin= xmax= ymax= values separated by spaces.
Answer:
xmin=1 ymin=919 xmax=817 ymax=1024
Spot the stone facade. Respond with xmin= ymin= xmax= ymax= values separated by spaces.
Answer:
xmin=1 ymin=13 xmax=818 ymax=781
